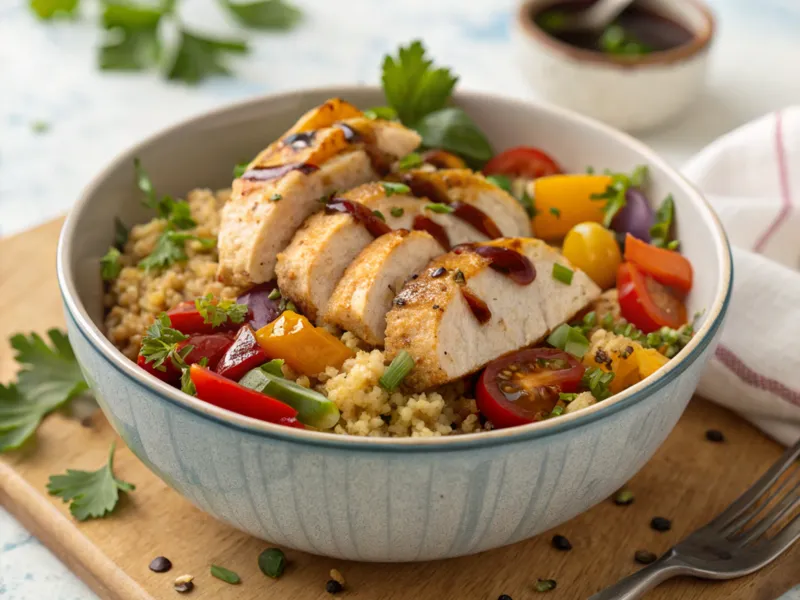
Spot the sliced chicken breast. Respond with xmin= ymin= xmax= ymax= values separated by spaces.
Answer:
xmin=384 ymin=238 xmax=601 ymax=391
xmin=325 ymin=230 xmax=442 ymax=346
xmin=217 ymin=99 xmax=421 ymax=288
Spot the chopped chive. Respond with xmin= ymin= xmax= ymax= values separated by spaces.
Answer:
xmin=258 ymin=548 xmax=286 ymax=579
xmin=397 ymin=152 xmax=423 ymax=170
xmin=552 ymin=263 xmax=573 ymax=285
xmin=210 ymin=565 xmax=241 ymax=584
xmin=549 ymin=207 xmax=561 ymax=218
xmin=270 ymin=193 xmax=282 ymax=201
xmin=485 ymin=174 xmax=512 ymax=193
xmin=267 ymin=288 xmax=281 ymax=300
xmin=379 ymin=351 xmax=415 ymax=392
xmin=390 ymin=206 xmax=404 ymax=218
xmin=372 ymin=209 xmax=386 ymax=221
xmin=546 ymin=324 xmax=589 ymax=358
xmin=381 ymin=181 xmax=410 ymax=196
xmin=559 ymin=392 xmax=577 ymax=402
xmin=549 ymin=405 xmax=564 ymax=418
xmin=284 ymin=300 xmax=297 ymax=313
xmin=424 ymin=202 xmax=454 ymax=214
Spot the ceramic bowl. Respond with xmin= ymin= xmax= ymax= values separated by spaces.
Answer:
xmin=57 ymin=86 xmax=732 ymax=562
xmin=512 ymin=0 xmax=715 ymax=132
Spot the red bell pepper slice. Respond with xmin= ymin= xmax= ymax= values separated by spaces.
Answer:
xmin=215 ymin=325 xmax=269 ymax=382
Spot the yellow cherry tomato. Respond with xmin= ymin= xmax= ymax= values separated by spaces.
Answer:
xmin=532 ymin=174 xmax=612 ymax=240
xmin=562 ymin=222 xmax=621 ymax=289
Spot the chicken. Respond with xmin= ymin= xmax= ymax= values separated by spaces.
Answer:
xmin=217 ymin=98 xmax=422 ymax=288
xmin=324 ymin=230 xmax=442 ymax=345
xmin=384 ymin=238 xmax=601 ymax=391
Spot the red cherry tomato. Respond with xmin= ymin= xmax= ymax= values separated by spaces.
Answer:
xmin=483 ymin=146 xmax=562 ymax=179
xmin=166 ymin=301 xmax=250 ymax=335
xmin=476 ymin=348 xmax=585 ymax=429
xmin=624 ymin=234 xmax=693 ymax=294
xmin=137 ymin=332 xmax=234 ymax=383
xmin=617 ymin=262 xmax=687 ymax=333
xmin=190 ymin=364 xmax=302 ymax=427
xmin=215 ymin=325 xmax=269 ymax=381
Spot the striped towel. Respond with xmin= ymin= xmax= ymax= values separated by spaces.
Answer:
xmin=684 ymin=108 xmax=800 ymax=446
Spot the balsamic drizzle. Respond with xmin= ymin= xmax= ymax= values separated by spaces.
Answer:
xmin=325 ymin=198 xmax=392 ymax=238
xmin=412 ymin=215 xmax=450 ymax=251
xmin=241 ymin=162 xmax=319 ymax=181
xmin=453 ymin=244 xmax=536 ymax=285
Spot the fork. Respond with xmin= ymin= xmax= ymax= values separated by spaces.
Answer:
xmin=590 ymin=436 xmax=800 ymax=599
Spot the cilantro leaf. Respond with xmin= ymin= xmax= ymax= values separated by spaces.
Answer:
xmin=650 ymin=194 xmax=678 ymax=249
xmin=414 ymin=107 xmax=493 ymax=169
xmin=101 ymin=247 xmax=123 ymax=280
xmin=381 ymin=40 xmax=458 ymax=126
xmin=139 ymin=314 xmax=191 ymax=371
xmin=1 ymin=331 xmax=88 ymax=452
xmin=221 ymin=0 xmax=301 ymax=30
xmin=166 ymin=29 xmax=248 ymax=85
xmin=47 ymin=442 xmax=135 ymax=521
xmin=195 ymin=294 xmax=248 ymax=328
xmin=98 ymin=1 xmax=164 ymax=71
xmin=30 ymin=0 xmax=79 ymax=19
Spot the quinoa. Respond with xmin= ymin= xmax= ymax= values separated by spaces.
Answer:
xmin=104 ymin=189 xmax=243 ymax=359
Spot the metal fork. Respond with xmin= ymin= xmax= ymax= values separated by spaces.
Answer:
xmin=590 ymin=437 xmax=800 ymax=599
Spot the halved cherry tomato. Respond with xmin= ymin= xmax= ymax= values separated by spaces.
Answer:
xmin=215 ymin=325 xmax=268 ymax=381
xmin=617 ymin=262 xmax=687 ymax=333
xmin=483 ymin=146 xmax=562 ymax=179
xmin=137 ymin=332 xmax=234 ymax=383
xmin=476 ymin=348 xmax=585 ymax=429
xmin=624 ymin=234 xmax=693 ymax=294
xmin=166 ymin=301 xmax=249 ymax=335
xmin=190 ymin=364 xmax=302 ymax=427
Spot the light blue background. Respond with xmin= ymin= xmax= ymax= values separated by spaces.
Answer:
xmin=1 ymin=0 xmax=800 ymax=597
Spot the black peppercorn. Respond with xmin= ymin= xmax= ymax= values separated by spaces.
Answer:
xmin=149 ymin=556 xmax=172 ymax=573
xmin=326 ymin=579 xmax=344 ymax=594
xmin=498 ymin=595 xmax=513 ymax=600
xmin=705 ymin=429 xmax=725 ymax=442
xmin=551 ymin=534 xmax=572 ymax=551
xmin=635 ymin=550 xmax=657 ymax=564
xmin=651 ymin=517 xmax=672 ymax=532
xmin=431 ymin=267 xmax=446 ymax=278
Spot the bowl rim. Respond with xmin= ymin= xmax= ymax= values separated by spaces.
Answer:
xmin=57 ymin=84 xmax=733 ymax=453
xmin=516 ymin=0 xmax=716 ymax=68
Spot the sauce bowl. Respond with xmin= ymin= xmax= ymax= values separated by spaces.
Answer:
xmin=57 ymin=87 xmax=732 ymax=561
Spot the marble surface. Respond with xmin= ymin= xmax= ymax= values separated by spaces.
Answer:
xmin=1 ymin=0 xmax=800 ymax=597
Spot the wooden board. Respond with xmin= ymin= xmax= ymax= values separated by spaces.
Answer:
xmin=1 ymin=219 xmax=798 ymax=600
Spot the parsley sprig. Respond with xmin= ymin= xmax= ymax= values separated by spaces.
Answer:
xmin=195 ymin=294 xmax=248 ymax=328
xmin=47 ymin=442 xmax=135 ymax=521
xmin=139 ymin=314 xmax=192 ymax=372
xmin=1 ymin=331 xmax=88 ymax=453
xmin=591 ymin=165 xmax=648 ymax=227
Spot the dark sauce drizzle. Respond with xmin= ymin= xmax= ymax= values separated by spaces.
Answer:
xmin=453 ymin=244 xmax=536 ymax=285
xmin=461 ymin=288 xmax=492 ymax=324
xmin=241 ymin=162 xmax=319 ymax=181
xmin=283 ymin=131 xmax=316 ymax=149
xmin=326 ymin=199 xmax=392 ymax=238
xmin=334 ymin=122 xmax=393 ymax=176
xmin=412 ymin=215 xmax=450 ymax=251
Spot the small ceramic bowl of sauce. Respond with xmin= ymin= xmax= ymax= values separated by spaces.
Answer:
xmin=512 ymin=0 xmax=715 ymax=132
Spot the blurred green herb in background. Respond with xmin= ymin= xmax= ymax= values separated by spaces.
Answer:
xmin=29 ymin=0 xmax=303 ymax=84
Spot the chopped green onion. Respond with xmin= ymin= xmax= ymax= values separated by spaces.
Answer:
xmin=233 ymin=162 xmax=248 ymax=178
xmin=582 ymin=366 xmax=614 ymax=400
xmin=372 ymin=210 xmax=386 ymax=221
xmin=549 ymin=405 xmax=565 ymax=418
xmin=381 ymin=181 xmax=410 ymax=196
xmin=397 ymin=152 xmax=423 ymax=170
xmin=267 ymin=288 xmax=281 ymax=300
xmin=549 ymin=207 xmax=561 ymax=218
xmin=485 ymin=174 xmax=512 ymax=193
xmin=390 ymin=206 xmax=404 ymax=218
xmin=210 ymin=565 xmax=240 ymax=585
xmin=424 ymin=202 xmax=454 ymax=214
xmin=270 ymin=193 xmax=282 ymax=202
xmin=547 ymin=324 xmax=589 ymax=358
xmin=379 ymin=351 xmax=415 ymax=392
xmin=552 ymin=263 xmax=573 ymax=285
xmin=559 ymin=393 xmax=578 ymax=402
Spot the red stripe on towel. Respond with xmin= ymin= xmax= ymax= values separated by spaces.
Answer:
xmin=715 ymin=344 xmax=800 ymax=408
xmin=753 ymin=110 xmax=793 ymax=252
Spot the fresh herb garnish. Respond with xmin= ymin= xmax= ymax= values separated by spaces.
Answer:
xmin=549 ymin=206 xmax=561 ymax=218
xmin=195 ymin=294 xmax=248 ymax=327
xmin=270 ymin=193 xmax=282 ymax=201
xmin=390 ymin=206 xmax=404 ymax=218
xmin=210 ymin=564 xmax=241 ymax=585
xmin=233 ymin=162 xmax=248 ymax=178
xmin=114 ymin=217 xmax=129 ymax=248
xmin=534 ymin=578 xmax=557 ymax=592
xmin=413 ymin=107 xmax=493 ymax=169
xmin=397 ymin=152 xmax=423 ymax=170
xmin=547 ymin=324 xmax=589 ymax=358
xmin=559 ymin=392 xmax=577 ymax=402
xmin=552 ymin=263 xmax=573 ymax=285
xmin=485 ymin=174 xmax=512 ymax=194
xmin=372 ymin=210 xmax=386 ymax=222
xmin=380 ymin=351 xmax=415 ymax=392
xmin=518 ymin=190 xmax=537 ymax=218
xmin=549 ymin=405 xmax=564 ymax=418
xmin=599 ymin=24 xmax=653 ymax=56
xmin=381 ymin=181 xmax=411 ymax=197
xmin=47 ymin=442 xmax=135 ymax=521
xmin=267 ymin=288 xmax=281 ymax=301
xmin=139 ymin=314 xmax=191 ymax=372
xmin=167 ymin=29 xmax=248 ymax=84
xmin=363 ymin=106 xmax=398 ymax=121
xmin=582 ymin=366 xmax=614 ymax=400
xmin=101 ymin=247 xmax=123 ymax=280
xmin=650 ymin=194 xmax=679 ymax=250
xmin=139 ymin=231 xmax=215 ymax=272
xmin=99 ymin=1 xmax=164 ymax=72
xmin=221 ymin=0 xmax=301 ymax=30
xmin=0 ymin=330 xmax=88 ymax=453
xmin=591 ymin=165 xmax=648 ymax=227
xmin=30 ymin=0 xmax=79 ymax=19
xmin=258 ymin=548 xmax=286 ymax=579
xmin=424 ymin=202 xmax=454 ymax=214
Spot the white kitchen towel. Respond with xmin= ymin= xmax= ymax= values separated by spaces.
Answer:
xmin=683 ymin=108 xmax=800 ymax=446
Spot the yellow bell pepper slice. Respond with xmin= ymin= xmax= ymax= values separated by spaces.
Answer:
xmin=584 ymin=337 xmax=670 ymax=394
xmin=532 ymin=174 xmax=613 ymax=241
xmin=255 ymin=311 xmax=354 ymax=377
xmin=636 ymin=346 xmax=670 ymax=380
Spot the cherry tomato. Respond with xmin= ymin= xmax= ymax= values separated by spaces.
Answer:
xmin=562 ymin=222 xmax=622 ymax=289
xmin=624 ymin=234 xmax=693 ymax=294
xmin=617 ymin=262 xmax=687 ymax=333
xmin=483 ymin=146 xmax=562 ymax=179
xmin=215 ymin=325 xmax=269 ymax=381
xmin=137 ymin=332 xmax=234 ymax=383
xmin=476 ymin=348 xmax=585 ymax=429
xmin=166 ymin=301 xmax=249 ymax=335
xmin=190 ymin=365 xmax=302 ymax=427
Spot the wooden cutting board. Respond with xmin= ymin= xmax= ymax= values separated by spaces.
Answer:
xmin=0 ymin=219 xmax=798 ymax=600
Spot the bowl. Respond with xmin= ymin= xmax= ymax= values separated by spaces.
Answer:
xmin=57 ymin=86 xmax=732 ymax=562
xmin=512 ymin=0 xmax=716 ymax=132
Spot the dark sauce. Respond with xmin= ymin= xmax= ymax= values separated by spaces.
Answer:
xmin=334 ymin=122 xmax=362 ymax=143
xmin=326 ymin=199 xmax=392 ymax=238
xmin=535 ymin=1 xmax=693 ymax=55
xmin=402 ymin=173 xmax=452 ymax=206
xmin=241 ymin=162 xmax=319 ymax=181
xmin=461 ymin=288 xmax=492 ymax=324
xmin=334 ymin=121 xmax=393 ymax=176
xmin=453 ymin=244 xmax=536 ymax=285
xmin=412 ymin=215 xmax=450 ymax=251
xmin=283 ymin=131 xmax=316 ymax=149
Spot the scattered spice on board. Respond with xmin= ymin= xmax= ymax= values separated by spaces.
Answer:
xmin=650 ymin=516 xmax=672 ymax=532
xmin=534 ymin=578 xmax=557 ymax=592
xmin=210 ymin=565 xmax=241 ymax=584
xmin=705 ymin=429 xmax=725 ymax=442
xmin=635 ymin=550 xmax=658 ymax=565
xmin=498 ymin=595 xmax=513 ymax=600
xmin=258 ymin=548 xmax=286 ymax=579
xmin=326 ymin=579 xmax=344 ymax=594
xmin=173 ymin=574 xmax=194 ymax=593
xmin=614 ymin=488 xmax=634 ymax=505
xmin=149 ymin=556 xmax=172 ymax=573
xmin=551 ymin=534 xmax=572 ymax=551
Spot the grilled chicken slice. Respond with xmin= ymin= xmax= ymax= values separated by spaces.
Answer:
xmin=217 ymin=99 xmax=421 ymax=287
xmin=325 ymin=230 xmax=442 ymax=346
xmin=384 ymin=238 xmax=601 ymax=391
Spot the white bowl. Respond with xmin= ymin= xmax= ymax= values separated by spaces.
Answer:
xmin=57 ymin=86 xmax=732 ymax=561
xmin=512 ymin=0 xmax=716 ymax=132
